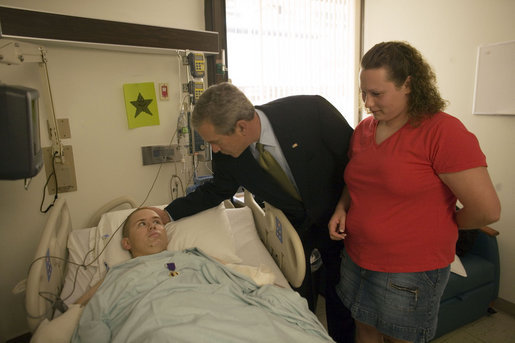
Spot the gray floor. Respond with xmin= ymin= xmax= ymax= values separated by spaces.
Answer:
xmin=315 ymin=296 xmax=515 ymax=343
xmin=431 ymin=309 xmax=515 ymax=343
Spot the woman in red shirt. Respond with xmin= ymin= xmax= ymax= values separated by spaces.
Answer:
xmin=329 ymin=41 xmax=500 ymax=343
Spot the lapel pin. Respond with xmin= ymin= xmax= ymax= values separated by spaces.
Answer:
xmin=292 ymin=143 xmax=299 ymax=148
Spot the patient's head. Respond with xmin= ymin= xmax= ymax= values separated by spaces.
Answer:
xmin=121 ymin=208 xmax=169 ymax=258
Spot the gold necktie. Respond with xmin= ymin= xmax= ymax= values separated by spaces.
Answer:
xmin=256 ymin=143 xmax=301 ymax=200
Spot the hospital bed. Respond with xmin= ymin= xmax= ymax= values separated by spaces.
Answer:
xmin=25 ymin=190 xmax=325 ymax=341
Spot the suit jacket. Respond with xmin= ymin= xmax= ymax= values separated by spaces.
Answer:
xmin=166 ymin=95 xmax=353 ymax=244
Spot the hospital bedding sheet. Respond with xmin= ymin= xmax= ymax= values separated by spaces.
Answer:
xmin=27 ymin=193 xmax=312 ymax=341
xmin=60 ymin=203 xmax=289 ymax=306
xmin=71 ymin=249 xmax=333 ymax=343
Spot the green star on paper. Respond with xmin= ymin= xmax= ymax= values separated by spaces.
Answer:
xmin=130 ymin=93 xmax=153 ymax=117
xmin=123 ymin=82 xmax=159 ymax=129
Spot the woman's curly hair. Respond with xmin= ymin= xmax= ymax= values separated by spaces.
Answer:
xmin=361 ymin=41 xmax=447 ymax=124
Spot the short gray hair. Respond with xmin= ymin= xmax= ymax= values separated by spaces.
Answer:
xmin=191 ymin=82 xmax=255 ymax=135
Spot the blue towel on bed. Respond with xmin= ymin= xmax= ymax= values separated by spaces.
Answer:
xmin=71 ymin=248 xmax=334 ymax=343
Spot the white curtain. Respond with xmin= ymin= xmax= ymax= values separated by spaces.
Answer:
xmin=226 ymin=0 xmax=357 ymax=126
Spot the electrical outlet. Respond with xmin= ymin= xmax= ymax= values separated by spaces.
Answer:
xmin=42 ymin=145 xmax=77 ymax=194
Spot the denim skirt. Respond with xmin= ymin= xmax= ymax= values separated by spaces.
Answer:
xmin=336 ymin=249 xmax=450 ymax=343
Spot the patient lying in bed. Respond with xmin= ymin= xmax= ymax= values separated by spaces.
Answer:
xmin=65 ymin=208 xmax=334 ymax=342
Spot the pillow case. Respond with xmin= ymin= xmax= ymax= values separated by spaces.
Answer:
xmin=167 ymin=203 xmax=242 ymax=264
xmin=450 ymin=254 xmax=467 ymax=277
xmin=30 ymin=304 xmax=84 ymax=343
xmin=92 ymin=208 xmax=136 ymax=269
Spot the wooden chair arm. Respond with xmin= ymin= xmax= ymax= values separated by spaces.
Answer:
xmin=479 ymin=226 xmax=499 ymax=237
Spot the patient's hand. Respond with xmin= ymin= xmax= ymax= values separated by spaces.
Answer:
xmin=75 ymin=279 xmax=103 ymax=306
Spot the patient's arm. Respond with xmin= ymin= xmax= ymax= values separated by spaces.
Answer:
xmin=75 ymin=279 xmax=103 ymax=306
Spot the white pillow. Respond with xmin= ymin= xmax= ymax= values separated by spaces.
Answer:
xmin=450 ymin=254 xmax=467 ymax=277
xmin=96 ymin=208 xmax=135 ymax=268
xmin=30 ymin=304 xmax=84 ymax=343
xmin=167 ymin=203 xmax=242 ymax=264
xmin=91 ymin=203 xmax=241 ymax=273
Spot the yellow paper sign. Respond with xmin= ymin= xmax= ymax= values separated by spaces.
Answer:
xmin=123 ymin=82 xmax=160 ymax=128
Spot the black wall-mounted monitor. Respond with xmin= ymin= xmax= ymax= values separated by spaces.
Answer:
xmin=0 ymin=84 xmax=43 ymax=179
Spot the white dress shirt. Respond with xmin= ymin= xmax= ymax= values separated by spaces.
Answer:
xmin=250 ymin=109 xmax=299 ymax=192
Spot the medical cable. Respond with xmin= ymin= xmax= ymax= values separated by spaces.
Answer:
xmin=27 ymin=158 xmax=170 ymax=317
xmin=60 ymin=140 xmax=179 ymax=301
xmin=25 ymin=215 xmax=128 ymax=320
xmin=25 ymin=254 xmax=89 ymax=319
xmin=139 ymin=110 xmax=180 ymax=206
xmin=31 ymin=114 xmax=180 ymax=310
xmin=39 ymin=151 xmax=59 ymax=213
xmin=60 ymin=219 xmax=125 ymax=301
xmin=28 ymin=52 xmax=188 ymax=319
xmin=169 ymin=174 xmax=185 ymax=200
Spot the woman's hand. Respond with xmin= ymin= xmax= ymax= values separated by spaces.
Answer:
xmin=328 ymin=207 xmax=347 ymax=241
xmin=329 ymin=187 xmax=351 ymax=240
xmin=439 ymin=166 xmax=500 ymax=228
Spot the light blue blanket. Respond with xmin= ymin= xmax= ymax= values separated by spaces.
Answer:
xmin=72 ymin=249 xmax=334 ymax=342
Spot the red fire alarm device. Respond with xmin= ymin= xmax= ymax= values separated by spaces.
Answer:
xmin=159 ymin=83 xmax=169 ymax=100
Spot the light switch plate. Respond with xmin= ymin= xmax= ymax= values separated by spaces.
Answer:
xmin=57 ymin=118 xmax=71 ymax=139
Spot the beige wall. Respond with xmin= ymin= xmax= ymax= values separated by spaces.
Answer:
xmin=362 ymin=0 xmax=515 ymax=304
xmin=0 ymin=0 xmax=204 ymax=340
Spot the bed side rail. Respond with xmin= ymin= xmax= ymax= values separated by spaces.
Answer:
xmin=243 ymin=189 xmax=306 ymax=288
xmin=26 ymin=197 xmax=71 ymax=332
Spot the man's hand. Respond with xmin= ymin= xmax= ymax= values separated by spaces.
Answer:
xmin=143 ymin=207 xmax=171 ymax=225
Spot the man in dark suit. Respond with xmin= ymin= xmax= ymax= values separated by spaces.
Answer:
xmin=161 ymin=82 xmax=354 ymax=342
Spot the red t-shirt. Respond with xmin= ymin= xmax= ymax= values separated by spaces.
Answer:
xmin=344 ymin=112 xmax=486 ymax=272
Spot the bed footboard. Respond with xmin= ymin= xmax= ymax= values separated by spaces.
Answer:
xmin=26 ymin=197 xmax=72 ymax=332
